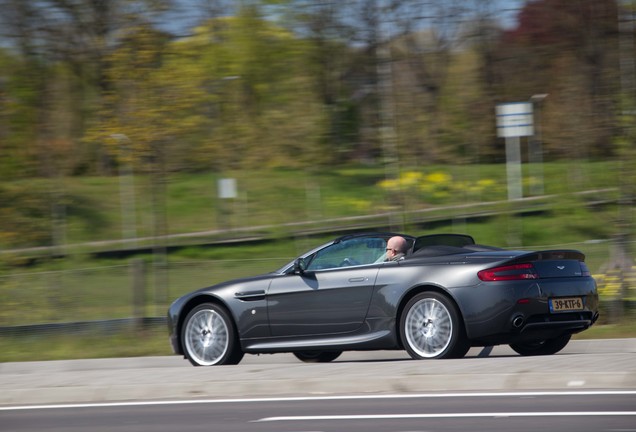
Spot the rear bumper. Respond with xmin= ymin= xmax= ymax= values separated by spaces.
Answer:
xmin=516 ymin=310 xmax=599 ymax=339
xmin=472 ymin=310 xmax=599 ymax=345
xmin=458 ymin=277 xmax=599 ymax=344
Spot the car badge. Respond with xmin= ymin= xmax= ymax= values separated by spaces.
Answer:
xmin=557 ymin=266 xmax=565 ymax=270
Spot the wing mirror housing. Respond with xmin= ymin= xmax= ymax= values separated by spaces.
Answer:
xmin=293 ymin=257 xmax=307 ymax=274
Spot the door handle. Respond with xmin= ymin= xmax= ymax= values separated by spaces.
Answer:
xmin=348 ymin=277 xmax=367 ymax=283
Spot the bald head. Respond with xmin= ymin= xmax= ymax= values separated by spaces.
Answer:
xmin=386 ymin=236 xmax=407 ymax=261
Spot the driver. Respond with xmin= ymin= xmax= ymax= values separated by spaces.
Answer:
xmin=385 ymin=236 xmax=407 ymax=261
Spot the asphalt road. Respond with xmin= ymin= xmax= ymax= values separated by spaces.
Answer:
xmin=2 ymin=391 xmax=635 ymax=432
xmin=1 ymin=338 xmax=635 ymax=409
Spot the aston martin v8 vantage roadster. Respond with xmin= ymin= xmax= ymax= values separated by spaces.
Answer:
xmin=167 ymin=233 xmax=599 ymax=366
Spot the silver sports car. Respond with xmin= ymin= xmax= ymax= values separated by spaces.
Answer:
xmin=167 ymin=233 xmax=599 ymax=366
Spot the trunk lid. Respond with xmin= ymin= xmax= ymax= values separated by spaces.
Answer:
xmin=507 ymin=250 xmax=587 ymax=278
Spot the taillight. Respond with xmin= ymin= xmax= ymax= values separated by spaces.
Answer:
xmin=579 ymin=262 xmax=591 ymax=277
xmin=478 ymin=263 xmax=538 ymax=281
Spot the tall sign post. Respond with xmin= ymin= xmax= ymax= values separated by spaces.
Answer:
xmin=217 ymin=178 xmax=238 ymax=229
xmin=496 ymin=102 xmax=534 ymax=200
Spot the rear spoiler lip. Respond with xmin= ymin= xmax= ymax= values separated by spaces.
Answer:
xmin=504 ymin=249 xmax=586 ymax=264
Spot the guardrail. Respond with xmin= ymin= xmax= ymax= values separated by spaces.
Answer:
xmin=0 ymin=317 xmax=166 ymax=337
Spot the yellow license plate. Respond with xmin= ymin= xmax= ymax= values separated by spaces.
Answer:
xmin=549 ymin=297 xmax=584 ymax=313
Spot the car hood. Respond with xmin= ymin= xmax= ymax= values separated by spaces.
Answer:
xmin=168 ymin=272 xmax=276 ymax=311
xmin=190 ymin=272 xmax=276 ymax=295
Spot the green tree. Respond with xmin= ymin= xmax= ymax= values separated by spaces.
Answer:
xmin=171 ymin=7 xmax=325 ymax=171
xmin=495 ymin=0 xmax=620 ymax=160
xmin=0 ymin=49 xmax=42 ymax=179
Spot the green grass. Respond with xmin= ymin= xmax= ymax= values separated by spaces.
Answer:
xmin=0 ymin=327 xmax=172 ymax=362
xmin=2 ymin=161 xmax=625 ymax=247
xmin=573 ymin=321 xmax=636 ymax=340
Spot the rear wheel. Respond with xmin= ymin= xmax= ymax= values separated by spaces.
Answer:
xmin=400 ymin=292 xmax=469 ymax=359
xmin=509 ymin=334 xmax=571 ymax=356
xmin=293 ymin=351 xmax=342 ymax=363
xmin=182 ymin=303 xmax=244 ymax=366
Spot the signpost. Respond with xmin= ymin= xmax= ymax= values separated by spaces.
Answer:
xmin=217 ymin=178 xmax=238 ymax=229
xmin=218 ymin=178 xmax=237 ymax=199
xmin=496 ymin=103 xmax=534 ymax=200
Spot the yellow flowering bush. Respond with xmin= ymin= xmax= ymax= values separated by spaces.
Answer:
xmin=595 ymin=267 xmax=636 ymax=301
xmin=378 ymin=170 xmax=499 ymax=204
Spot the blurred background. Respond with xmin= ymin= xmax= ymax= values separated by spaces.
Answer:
xmin=0 ymin=0 xmax=634 ymax=361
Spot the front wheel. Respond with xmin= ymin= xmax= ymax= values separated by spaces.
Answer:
xmin=293 ymin=351 xmax=342 ymax=363
xmin=181 ymin=303 xmax=244 ymax=366
xmin=509 ymin=334 xmax=571 ymax=356
xmin=400 ymin=292 xmax=469 ymax=360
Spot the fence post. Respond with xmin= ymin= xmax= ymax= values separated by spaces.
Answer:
xmin=131 ymin=259 xmax=146 ymax=332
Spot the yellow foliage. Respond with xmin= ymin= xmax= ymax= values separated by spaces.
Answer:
xmin=377 ymin=170 xmax=498 ymax=206
xmin=424 ymin=171 xmax=452 ymax=184
xmin=595 ymin=267 xmax=636 ymax=300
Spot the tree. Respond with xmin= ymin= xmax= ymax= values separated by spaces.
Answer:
xmin=496 ymin=0 xmax=620 ymax=160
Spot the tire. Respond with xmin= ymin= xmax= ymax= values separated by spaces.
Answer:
xmin=293 ymin=351 xmax=343 ymax=363
xmin=509 ymin=334 xmax=571 ymax=356
xmin=400 ymin=292 xmax=469 ymax=360
xmin=181 ymin=303 xmax=244 ymax=366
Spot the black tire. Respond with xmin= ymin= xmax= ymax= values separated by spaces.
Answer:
xmin=400 ymin=292 xmax=469 ymax=360
xmin=181 ymin=303 xmax=244 ymax=366
xmin=509 ymin=334 xmax=571 ymax=356
xmin=293 ymin=351 xmax=343 ymax=363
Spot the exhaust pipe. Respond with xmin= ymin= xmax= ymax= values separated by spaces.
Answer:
xmin=512 ymin=315 xmax=525 ymax=329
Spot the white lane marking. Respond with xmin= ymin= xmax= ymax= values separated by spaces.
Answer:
xmin=1 ymin=390 xmax=635 ymax=411
xmin=255 ymin=412 xmax=636 ymax=422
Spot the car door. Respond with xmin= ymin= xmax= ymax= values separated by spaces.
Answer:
xmin=267 ymin=237 xmax=386 ymax=337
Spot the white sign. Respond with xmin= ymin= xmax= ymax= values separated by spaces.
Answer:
xmin=496 ymin=102 xmax=533 ymax=138
xmin=218 ymin=178 xmax=237 ymax=199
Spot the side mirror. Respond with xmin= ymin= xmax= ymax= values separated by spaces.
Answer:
xmin=293 ymin=257 xmax=307 ymax=274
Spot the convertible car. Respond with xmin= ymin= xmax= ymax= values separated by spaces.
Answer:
xmin=167 ymin=233 xmax=599 ymax=366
